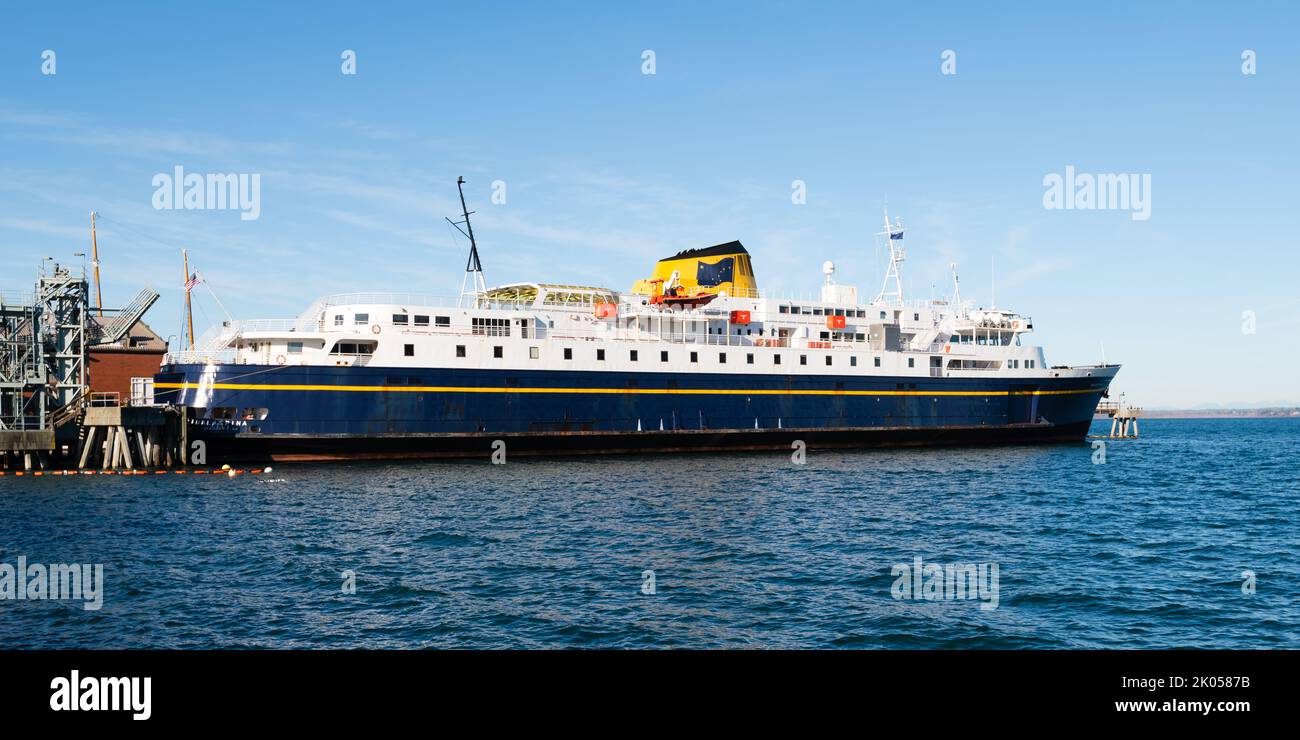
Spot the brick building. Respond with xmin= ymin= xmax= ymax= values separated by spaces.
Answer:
xmin=87 ymin=318 xmax=168 ymax=402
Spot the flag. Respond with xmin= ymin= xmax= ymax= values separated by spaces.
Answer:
xmin=184 ymin=272 xmax=202 ymax=292
xmin=696 ymin=257 xmax=734 ymax=287
xmin=890 ymin=230 xmax=905 ymax=240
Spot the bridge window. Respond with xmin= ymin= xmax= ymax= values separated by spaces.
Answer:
xmin=287 ymin=341 xmax=303 ymax=354
xmin=393 ymin=314 xmax=409 ymax=325
xmin=414 ymin=315 xmax=429 ymax=327
xmin=354 ymin=313 xmax=369 ymax=325
xmin=435 ymin=316 xmax=450 ymax=327
xmin=330 ymin=341 xmax=376 ymax=356
xmin=472 ymin=317 xmax=510 ymax=337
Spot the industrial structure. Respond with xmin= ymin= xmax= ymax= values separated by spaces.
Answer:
xmin=0 ymin=259 xmax=179 ymax=471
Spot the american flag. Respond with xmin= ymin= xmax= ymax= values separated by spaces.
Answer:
xmin=184 ymin=272 xmax=202 ymax=292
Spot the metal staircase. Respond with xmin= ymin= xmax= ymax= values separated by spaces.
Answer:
xmin=95 ymin=287 xmax=159 ymax=345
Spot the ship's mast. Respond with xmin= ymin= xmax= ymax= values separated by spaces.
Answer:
xmin=447 ymin=176 xmax=486 ymax=306
xmin=873 ymin=208 xmax=906 ymax=305
xmin=90 ymin=210 xmax=103 ymax=317
xmin=182 ymin=249 xmax=195 ymax=350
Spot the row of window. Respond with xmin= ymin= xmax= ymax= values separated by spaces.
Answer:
xmin=304 ymin=340 xmax=1033 ymax=371
xmin=780 ymin=305 xmax=870 ymax=318
xmin=438 ymin=345 xmax=894 ymax=368
xmin=777 ymin=307 xmax=923 ymax=322
xmin=335 ymin=313 xmax=452 ymax=328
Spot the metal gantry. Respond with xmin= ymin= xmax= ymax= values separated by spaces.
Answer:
xmin=1 ymin=263 xmax=90 ymax=468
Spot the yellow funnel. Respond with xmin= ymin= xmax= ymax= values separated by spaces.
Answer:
xmin=631 ymin=241 xmax=759 ymax=299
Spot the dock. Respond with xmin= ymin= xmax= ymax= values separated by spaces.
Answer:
xmin=1 ymin=261 xmax=189 ymax=472
xmin=1095 ymin=393 xmax=1142 ymax=438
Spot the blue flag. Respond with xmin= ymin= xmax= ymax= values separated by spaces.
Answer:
xmin=696 ymin=257 xmax=734 ymax=286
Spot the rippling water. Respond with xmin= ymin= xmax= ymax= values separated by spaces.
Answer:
xmin=2 ymin=419 xmax=1296 ymax=648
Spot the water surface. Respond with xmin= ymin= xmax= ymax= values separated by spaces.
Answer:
xmin=1 ymin=419 xmax=1295 ymax=648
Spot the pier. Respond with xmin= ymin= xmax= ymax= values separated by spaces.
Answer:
xmin=1095 ymin=393 xmax=1142 ymax=438
xmin=1 ymin=260 xmax=188 ymax=472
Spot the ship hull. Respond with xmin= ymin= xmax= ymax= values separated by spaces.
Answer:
xmin=155 ymin=363 xmax=1114 ymax=462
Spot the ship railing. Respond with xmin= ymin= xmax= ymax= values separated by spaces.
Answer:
xmin=319 ymin=292 xmax=460 ymax=309
xmin=238 ymin=319 xmax=314 ymax=333
xmin=164 ymin=349 xmax=237 ymax=365
xmin=88 ymin=392 xmax=123 ymax=408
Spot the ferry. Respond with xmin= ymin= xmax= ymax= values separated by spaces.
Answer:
xmin=153 ymin=179 xmax=1119 ymax=461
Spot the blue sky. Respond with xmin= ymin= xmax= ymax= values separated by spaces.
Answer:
xmin=2 ymin=1 xmax=1296 ymax=407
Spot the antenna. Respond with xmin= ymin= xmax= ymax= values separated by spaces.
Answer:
xmin=990 ymin=254 xmax=996 ymax=309
xmin=447 ymin=176 xmax=486 ymax=306
xmin=950 ymin=262 xmax=963 ymax=310
xmin=873 ymin=208 xmax=906 ymax=305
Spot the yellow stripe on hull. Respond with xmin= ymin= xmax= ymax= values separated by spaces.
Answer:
xmin=154 ymin=382 xmax=1099 ymax=398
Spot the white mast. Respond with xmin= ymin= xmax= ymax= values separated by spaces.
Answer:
xmin=990 ymin=254 xmax=996 ymax=309
xmin=873 ymin=208 xmax=906 ymax=305
xmin=949 ymin=262 xmax=963 ymax=312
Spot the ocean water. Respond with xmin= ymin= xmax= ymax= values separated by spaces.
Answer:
xmin=1 ymin=418 xmax=1296 ymax=649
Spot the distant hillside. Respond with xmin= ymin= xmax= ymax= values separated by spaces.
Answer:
xmin=1099 ymin=407 xmax=1300 ymax=419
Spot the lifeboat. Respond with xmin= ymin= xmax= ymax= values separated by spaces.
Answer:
xmin=649 ymin=291 xmax=718 ymax=309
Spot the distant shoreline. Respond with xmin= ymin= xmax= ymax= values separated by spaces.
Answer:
xmin=1096 ymin=408 xmax=1300 ymax=420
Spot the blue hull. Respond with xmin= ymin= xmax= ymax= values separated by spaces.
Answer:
xmin=154 ymin=363 xmax=1112 ymax=460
